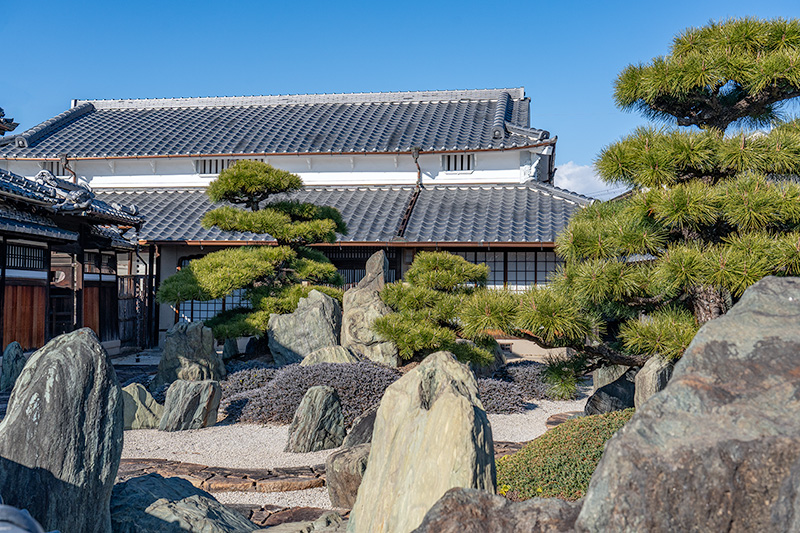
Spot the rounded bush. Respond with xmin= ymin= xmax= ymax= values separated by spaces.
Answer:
xmin=494 ymin=361 xmax=551 ymax=400
xmin=221 ymin=367 xmax=279 ymax=398
xmin=477 ymin=378 xmax=526 ymax=414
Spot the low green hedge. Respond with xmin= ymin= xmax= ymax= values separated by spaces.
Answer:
xmin=497 ymin=408 xmax=634 ymax=501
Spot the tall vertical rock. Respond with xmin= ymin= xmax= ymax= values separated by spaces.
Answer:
xmin=341 ymin=251 xmax=399 ymax=367
xmin=285 ymin=385 xmax=346 ymax=453
xmin=268 ymin=290 xmax=342 ymax=365
xmin=0 ymin=341 xmax=25 ymax=392
xmin=151 ymin=321 xmax=226 ymax=391
xmin=0 ymin=328 xmax=124 ymax=533
xmin=348 ymin=351 xmax=495 ymax=533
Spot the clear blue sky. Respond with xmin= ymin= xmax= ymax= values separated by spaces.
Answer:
xmin=3 ymin=1 xmax=800 ymax=198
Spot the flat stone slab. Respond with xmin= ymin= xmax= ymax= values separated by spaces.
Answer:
xmin=117 ymin=459 xmax=326 ymax=493
xmin=545 ymin=411 xmax=584 ymax=430
xmin=227 ymin=505 xmax=350 ymax=528
xmin=493 ymin=440 xmax=527 ymax=460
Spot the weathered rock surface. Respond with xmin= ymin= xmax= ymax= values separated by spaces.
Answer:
xmin=342 ymin=405 xmax=377 ymax=448
xmin=326 ymin=443 xmax=370 ymax=509
xmin=633 ymin=355 xmax=674 ymax=409
xmin=0 ymin=341 xmax=25 ymax=392
xmin=413 ymin=488 xmax=581 ymax=533
xmin=577 ymin=276 xmax=800 ymax=532
xmin=269 ymin=290 xmax=342 ymax=366
xmin=348 ymin=351 xmax=495 ymax=533
xmin=341 ymin=251 xmax=399 ymax=367
xmin=159 ymin=380 xmax=221 ymax=432
xmin=255 ymin=511 xmax=346 ymax=532
xmin=111 ymin=473 xmax=257 ymax=533
xmin=151 ymin=321 xmax=226 ymax=391
xmin=0 ymin=328 xmax=123 ymax=533
xmin=583 ymin=367 xmax=636 ymax=416
xmin=462 ymin=339 xmax=506 ymax=378
xmin=592 ymin=364 xmax=630 ymax=391
xmin=286 ymin=385 xmax=346 ymax=453
xmin=222 ymin=338 xmax=239 ymax=360
xmin=300 ymin=346 xmax=361 ymax=367
xmin=122 ymin=383 xmax=164 ymax=430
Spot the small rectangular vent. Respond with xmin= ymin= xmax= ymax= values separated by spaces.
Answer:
xmin=6 ymin=244 xmax=46 ymax=270
xmin=442 ymin=154 xmax=474 ymax=172
xmin=42 ymin=161 xmax=68 ymax=177
xmin=196 ymin=158 xmax=265 ymax=175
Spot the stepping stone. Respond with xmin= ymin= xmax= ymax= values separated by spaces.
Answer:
xmin=545 ymin=411 xmax=584 ymax=430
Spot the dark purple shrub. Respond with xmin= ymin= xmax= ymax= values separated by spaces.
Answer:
xmin=225 ymin=359 xmax=272 ymax=374
xmin=495 ymin=360 xmax=551 ymax=400
xmin=477 ymin=378 xmax=526 ymax=414
xmin=221 ymin=367 xmax=279 ymax=399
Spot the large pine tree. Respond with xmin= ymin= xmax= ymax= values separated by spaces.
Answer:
xmin=465 ymin=17 xmax=800 ymax=367
xmin=157 ymin=160 xmax=346 ymax=339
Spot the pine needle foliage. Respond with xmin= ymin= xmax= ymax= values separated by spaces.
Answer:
xmin=158 ymin=161 xmax=345 ymax=339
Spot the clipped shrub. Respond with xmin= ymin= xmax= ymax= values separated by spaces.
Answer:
xmin=477 ymin=378 xmax=526 ymax=414
xmin=497 ymin=408 xmax=634 ymax=501
xmin=494 ymin=361 xmax=551 ymax=400
xmin=224 ymin=359 xmax=272 ymax=374
xmin=227 ymin=362 xmax=401 ymax=426
xmin=220 ymin=367 xmax=279 ymax=398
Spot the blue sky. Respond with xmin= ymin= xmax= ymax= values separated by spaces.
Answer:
xmin=3 ymin=1 xmax=799 ymax=198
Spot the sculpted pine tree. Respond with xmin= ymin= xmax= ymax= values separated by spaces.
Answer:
xmin=464 ymin=17 xmax=800 ymax=367
xmin=157 ymin=160 xmax=346 ymax=339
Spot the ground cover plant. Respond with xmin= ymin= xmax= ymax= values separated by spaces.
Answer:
xmin=497 ymin=408 xmax=634 ymax=501
xmin=476 ymin=378 xmax=526 ymax=414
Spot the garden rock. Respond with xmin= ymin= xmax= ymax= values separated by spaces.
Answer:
xmin=633 ymin=355 xmax=674 ymax=409
xmin=0 ymin=341 xmax=25 ymax=392
xmin=122 ymin=383 xmax=164 ymax=430
xmin=269 ymin=290 xmax=341 ymax=366
xmin=348 ymin=351 xmax=495 ymax=533
xmin=583 ymin=367 xmax=637 ymax=416
xmin=222 ymin=338 xmax=238 ymax=360
xmin=592 ymin=364 xmax=629 ymax=391
xmin=342 ymin=405 xmax=377 ymax=448
xmin=0 ymin=328 xmax=123 ymax=533
xmin=159 ymin=380 xmax=221 ymax=432
xmin=577 ymin=276 xmax=800 ymax=532
xmin=300 ymin=346 xmax=361 ymax=367
xmin=151 ymin=321 xmax=225 ymax=391
xmin=111 ymin=473 xmax=257 ymax=533
xmin=286 ymin=385 xmax=346 ymax=453
xmin=326 ymin=443 xmax=370 ymax=508
xmin=341 ymin=251 xmax=399 ymax=367
xmin=256 ymin=511 xmax=346 ymax=532
xmin=412 ymin=487 xmax=581 ymax=533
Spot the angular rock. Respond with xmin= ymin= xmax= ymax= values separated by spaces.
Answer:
xmin=412 ymin=487 xmax=581 ymax=533
xmin=634 ymin=355 xmax=674 ymax=409
xmin=122 ymin=383 xmax=164 ymax=430
xmin=222 ymin=338 xmax=239 ymax=360
xmin=257 ymin=511 xmax=345 ymax=532
xmin=269 ymin=290 xmax=342 ymax=366
xmin=300 ymin=346 xmax=361 ymax=367
xmin=576 ymin=277 xmax=800 ymax=532
xmin=348 ymin=351 xmax=495 ymax=533
xmin=158 ymin=380 xmax=221 ymax=432
xmin=286 ymin=385 xmax=345 ymax=453
xmin=0 ymin=341 xmax=25 ymax=392
xmin=0 ymin=328 xmax=123 ymax=533
xmin=326 ymin=443 xmax=370 ymax=508
xmin=111 ymin=473 xmax=257 ymax=533
xmin=151 ymin=321 xmax=225 ymax=391
xmin=342 ymin=405 xmax=377 ymax=448
xmin=341 ymin=251 xmax=399 ymax=367
xmin=592 ymin=364 xmax=630 ymax=391
xmin=583 ymin=367 xmax=637 ymax=416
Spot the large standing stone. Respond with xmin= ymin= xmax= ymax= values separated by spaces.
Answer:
xmin=633 ymin=355 xmax=674 ymax=409
xmin=0 ymin=328 xmax=123 ymax=533
xmin=326 ymin=443 xmax=370 ymax=509
xmin=341 ymin=251 xmax=400 ymax=367
xmin=583 ymin=367 xmax=637 ymax=416
xmin=111 ymin=473 xmax=257 ymax=533
xmin=151 ymin=321 xmax=225 ymax=391
xmin=222 ymin=338 xmax=239 ymax=360
xmin=158 ymin=380 xmax=221 ymax=432
xmin=286 ymin=385 xmax=345 ymax=453
xmin=576 ymin=277 xmax=800 ymax=532
xmin=412 ymin=488 xmax=581 ymax=533
xmin=592 ymin=364 xmax=630 ymax=391
xmin=348 ymin=351 xmax=495 ymax=533
xmin=300 ymin=346 xmax=362 ymax=367
xmin=122 ymin=383 xmax=164 ymax=430
xmin=0 ymin=341 xmax=25 ymax=392
xmin=269 ymin=290 xmax=342 ymax=366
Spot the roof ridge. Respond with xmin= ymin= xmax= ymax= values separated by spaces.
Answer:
xmin=14 ymin=103 xmax=95 ymax=148
xmin=77 ymin=88 xmax=526 ymax=110
xmin=523 ymin=180 xmax=595 ymax=204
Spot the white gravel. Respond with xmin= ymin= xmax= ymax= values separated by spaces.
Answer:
xmin=215 ymin=488 xmax=332 ymax=509
xmin=487 ymin=396 xmax=588 ymax=442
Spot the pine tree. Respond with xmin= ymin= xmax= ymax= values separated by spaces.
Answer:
xmin=157 ymin=160 xmax=346 ymax=339
xmin=463 ymin=17 xmax=800 ymax=367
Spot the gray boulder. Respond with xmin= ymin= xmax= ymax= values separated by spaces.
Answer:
xmin=0 ymin=328 xmax=123 ymax=533
xmin=0 ymin=341 xmax=25 ymax=392
xmin=286 ymin=385 xmax=345 ymax=453
xmin=159 ymin=380 xmax=221 ymax=432
xmin=151 ymin=321 xmax=226 ymax=391
xmin=412 ymin=488 xmax=581 ymax=533
xmin=122 ymin=383 xmax=164 ymax=430
xmin=255 ymin=511 xmax=345 ymax=533
xmin=326 ymin=443 xmax=370 ymax=509
xmin=300 ymin=346 xmax=361 ymax=367
xmin=341 ymin=251 xmax=399 ymax=367
xmin=342 ymin=405 xmax=377 ymax=448
xmin=111 ymin=474 xmax=257 ymax=533
xmin=592 ymin=364 xmax=630 ymax=391
xmin=348 ymin=351 xmax=495 ymax=533
xmin=576 ymin=276 xmax=800 ymax=532
xmin=222 ymin=338 xmax=239 ymax=360
xmin=269 ymin=290 xmax=342 ymax=366
xmin=583 ymin=367 xmax=637 ymax=416
xmin=634 ymin=355 xmax=674 ymax=409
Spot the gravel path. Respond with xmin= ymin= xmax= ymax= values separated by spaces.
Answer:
xmin=215 ymin=488 xmax=332 ymax=509
xmin=488 ymin=396 xmax=588 ymax=442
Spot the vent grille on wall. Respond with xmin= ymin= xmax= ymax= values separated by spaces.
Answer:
xmin=195 ymin=158 xmax=266 ymax=175
xmin=442 ymin=154 xmax=474 ymax=172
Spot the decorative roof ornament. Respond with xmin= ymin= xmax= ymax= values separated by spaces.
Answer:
xmin=0 ymin=108 xmax=18 ymax=136
xmin=33 ymin=170 xmax=94 ymax=211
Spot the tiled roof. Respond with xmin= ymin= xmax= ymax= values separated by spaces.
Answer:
xmin=95 ymin=183 xmax=590 ymax=244
xmin=0 ymin=88 xmax=553 ymax=159
xmin=0 ymin=204 xmax=78 ymax=241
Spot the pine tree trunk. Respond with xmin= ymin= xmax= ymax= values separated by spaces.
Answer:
xmin=690 ymin=285 xmax=729 ymax=324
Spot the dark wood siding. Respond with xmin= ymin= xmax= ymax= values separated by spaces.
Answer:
xmin=3 ymin=284 xmax=46 ymax=350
